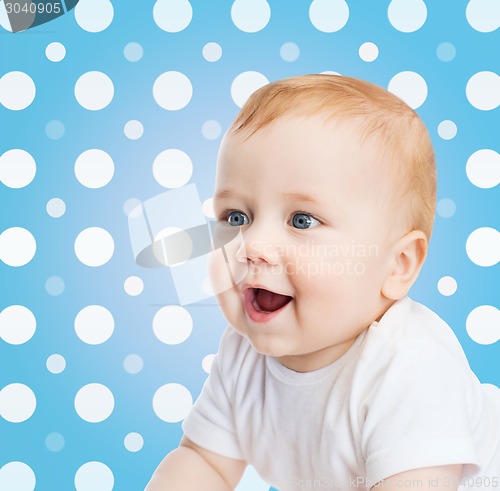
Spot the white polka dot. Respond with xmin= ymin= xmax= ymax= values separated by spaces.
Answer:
xmin=155 ymin=232 xmax=189 ymax=265
xmin=128 ymin=203 xmax=144 ymax=220
xmin=202 ymin=42 xmax=222 ymax=62
xmin=280 ymin=42 xmax=300 ymax=62
xmin=466 ymin=0 xmax=500 ymax=33
xmin=0 ymin=227 xmax=36 ymax=267
xmin=466 ymin=227 xmax=500 ymax=267
xmin=202 ymin=198 xmax=215 ymax=218
xmin=309 ymin=0 xmax=349 ymax=33
xmin=153 ymin=225 xmax=193 ymax=263
xmin=75 ymin=0 xmax=114 ymax=33
xmin=359 ymin=42 xmax=379 ymax=62
xmin=0 ymin=306 xmax=36 ymax=345
xmin=321 ymin=71 xmax=342 ymax=76
xmin=0 ymin=6 xmax=13 ymax=32
xmin=437 ymin=120 xmax=458 ymax=140
xmin=75 ymin=384 xmax=114 ymax=423
xmin=466 ymin=71 xmax=500 ymax=110
xmin=388 ymin=71 xmax=428 ymax=109
xmin=123 ymin=198 xmax=142 ymax=216
xmin=46 ymin=198 xmax=66 ymax=218
xmin=124 ymin=276 xmax=144 ymax=296
xmin=74 ymin=462 xmax=114 ymax=491
xmin=75 ymin=305 xmax=114 ymax=345
xmin=436 ymin=42 xmax=456 ymax=62
xmin=466 ymin=149 xmax=500 ymax=189
xmin=154 ymin=227 xmax=193 ymax=266
xmin=231 ymin=71 xmax=269 ymax=108
xmin=201 ymin=120 xmax=222 ymax=140
xmin=153 ymin=71 xmax=193 ymax=111
xmin=45 ymin=276 xmax=65 ymax=296
xmin=123 ymin=354 xmax=144 ymax=374
xmin=46 ymin=354 xmax=66 ymax=374
xmin=0 ymin=383 xmax=36 ymax=423
xmin=437 ymin=276 xmax=458 ymax=296
xmin=75 ymin=227 xmax=115 ymax=267
xmin=231 ymin=0 xmax=271 ymax=33
xmin=153 ymin=383 xmax=193 ymax=422
xmin=436 ymin=198 xmax=456 ymax=218
xmin=466 ymin=305 xmax=500 ymax=345
xmin=75 ymin=149 xmax=114 ymax=189
xmin=202 ymin=354 xmax=216 ymax=374
xmin=153 ymin=305 xmax=193 ymax=345
xmin=0 ymin=149 xmax=36 ymax=189
xmin=45 ymin=120 xmax=65 ymax=140
xmin=45 ymin=432 xmax=65 ymax=452
xmin=124 ymin=120 xmax=144 ymax=140
xmin=0 ymin=72 xmax=36 ymax=110
xmin=74 ymin=227 xmax=114 ymax=267
xmin=46 ymin=42 xmax=66 ymax=62
xmin=0 ymin=462 xmax=36 ymax=491
xmin=152 ymin=225 xmax=192 ymax=263
xmin=388 ymin=0 xmax=427 ymax=32
xmin=153 ymin=149 xmax=193 ymax=188
xmin=153 ymin=0 xmax=193 ymax=32
xmin=124 ymin=432 xmax=144 ymax=452
xmin=123 ymin=42 xmax=143 ymax=62
xmin=75 ymin=71 xmax=114 ymax=111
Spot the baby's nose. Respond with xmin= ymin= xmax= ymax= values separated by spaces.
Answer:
xmin=236 ymin=228 xmax=283 ymax=265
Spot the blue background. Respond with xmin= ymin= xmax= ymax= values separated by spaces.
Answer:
xmin=1 ymin=0 xmax=499 ymax=490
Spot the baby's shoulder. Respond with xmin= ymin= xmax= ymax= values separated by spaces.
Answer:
xmin=366 ymin=296 xmax=470 ymax=365
xmin=351 ymin=297 xmax=474 ymax=394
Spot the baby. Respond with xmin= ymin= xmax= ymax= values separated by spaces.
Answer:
xmin=145 ymin=74 xmax=500 ymax=490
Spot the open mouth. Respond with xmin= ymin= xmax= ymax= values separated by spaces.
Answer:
xmin=251 ymin=288 xmax=293 ymax=313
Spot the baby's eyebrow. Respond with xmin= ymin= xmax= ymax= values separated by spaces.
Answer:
xmin=213 ymin=190 xmax=320 ymax=204
xmin=282 ymin=192 xmax=321 ymax=205
xmin=213 ymin=189 xmax=236 ymax=201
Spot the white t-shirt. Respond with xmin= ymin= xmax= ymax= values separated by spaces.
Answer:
xmin=182 ymin=296 xmax=500 ymax=490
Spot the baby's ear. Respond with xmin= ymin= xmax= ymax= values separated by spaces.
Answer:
xmin=381 ymin=230 xmax=428 ymax=300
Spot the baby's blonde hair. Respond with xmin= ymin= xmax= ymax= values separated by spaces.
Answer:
xmin=229 ymin=74 xmax=436 ymax=241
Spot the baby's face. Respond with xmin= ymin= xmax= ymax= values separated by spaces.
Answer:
xmin=212 ymin=115 xmax=403 ymax=372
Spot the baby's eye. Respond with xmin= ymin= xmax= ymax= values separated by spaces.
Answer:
xmin=225 ymin=210 xmax=249 ymax=226
xmin=290 ymin=212 xmax=320 ymax=230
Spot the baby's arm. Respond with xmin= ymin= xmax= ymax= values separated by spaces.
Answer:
xmin=145 ymin=436 xmax=247 ymax=491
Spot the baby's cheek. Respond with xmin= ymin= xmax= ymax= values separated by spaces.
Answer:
xmin=286 ymin=256 xmax=340 ymax=291
xmin=207 ymin=250 xmax=229 ymax=295
xmin=356 ymin=247 xmax=389 ymax=281
xmin=293 ymin=253 xmax=358 ymax=280
xmin=207 ymin=244 xmax=247 ymax=296
xmin=215 ymin=288 xmax=242 ymax=328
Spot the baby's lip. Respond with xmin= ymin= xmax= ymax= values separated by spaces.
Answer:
xmin=242 ymin=283 xmax=293 ymax=298
xmin=242 ymin=284 xmax=294 ymax=317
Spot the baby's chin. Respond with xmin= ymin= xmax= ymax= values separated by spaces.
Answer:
xmin=237 ymin=326 xmax=296 ymax=357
